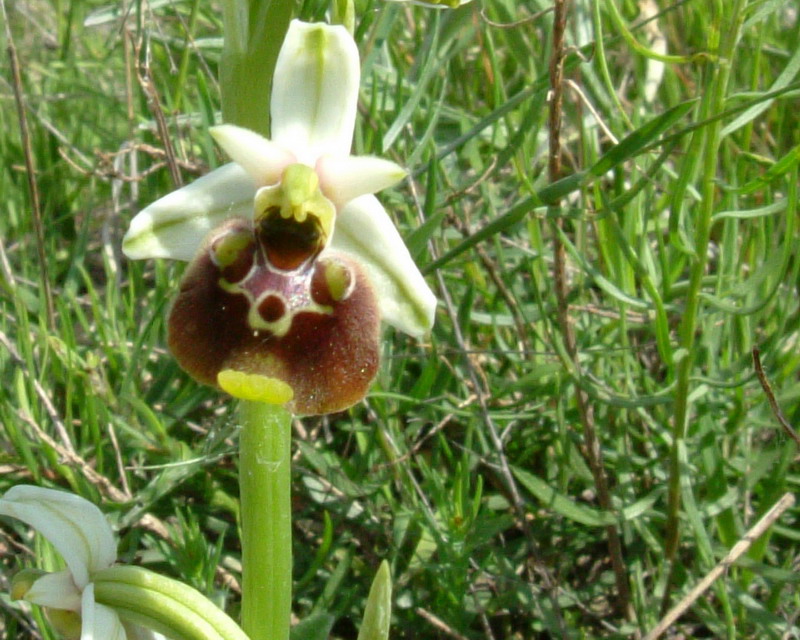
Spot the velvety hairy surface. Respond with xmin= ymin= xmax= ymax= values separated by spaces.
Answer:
xmin=168 ymin=218 xmax=380 ymax=415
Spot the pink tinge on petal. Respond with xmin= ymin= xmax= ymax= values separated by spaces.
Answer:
xmin=315 ymin=155 xmax=406 ymax=210
xmin=210 ymin=125 xmax=296 ymax=187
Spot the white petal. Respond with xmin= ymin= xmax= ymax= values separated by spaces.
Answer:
xmin=123 ymin=164 xmax=255 ymax=261
xmin=122 ymin=623 xmax=168 ymax=640
xmin=209 ymin=125 xmax=295 ymax=186
xmin=81 ymin=584 xmax=127 ymax=640
xmin=316 ymin=155 xmax=407 ymax=209
xmin=331 ymin=195 xmax=436 ymax=336
xmin=271 ymin=20 xmax=360 ymax=164
xmin=24 ymin=569 xmax=83 ymax=611
xmin=0 ymin=486 xmax=116 ymax=590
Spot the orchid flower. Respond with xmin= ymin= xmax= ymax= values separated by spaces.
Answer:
xmin=122 ymin=20 xmax=436 ymax=415
xmin=0 ymin=485 xmax=162 ymax=640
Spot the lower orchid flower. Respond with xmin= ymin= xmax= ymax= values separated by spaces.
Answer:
xmin=1 ymin=486 xmax=252 ymax=640
xmin=122 ymin=20 xmax=436 ymax=416
xmin=0 ymin=485 xmax=159 ymax=640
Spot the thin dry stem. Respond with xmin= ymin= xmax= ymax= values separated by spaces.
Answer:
xmin=433 ymin=267 xmax=569 ymax=639
xmin=16 ymin=410 xmax=127 ymax=502
xmin=107 ymin=422 xmax=133 ymax=499
xmin=546 ymin=0 xmax=632 ymax=619
xmin=445 ymin=205 xmax=532 ymax=355
xmin=0 ymin=329 xmax=76 ymax=455
xmin=480 ymin=5 xmax=553 ymax=30
xmin=753 ymin=347 xmax=800 ymax=447
xmin=416 ymin=608 xmax=471 ymax=640
xmin=2 ymin=0 xmax=55 ymax=330
xmin=644 ymin=493 xmax=796 ymax=640
xmin=135 ymin=35 xmax=182 ymax=187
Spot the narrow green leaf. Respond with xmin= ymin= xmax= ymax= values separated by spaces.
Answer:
xmin=743 ymin=0 xmax=791 ymax=28
xmin=739 ymin=144 xmax=800 ymax=195
xmin=357 ymin=561 xmax=392 ymax=640
xmin=422 ymin=197 xmax=536 ymax=274
xmin=512 ymin=467 xmax=617 ymax=527
xmin=720 ymin=42 xmax=800 ymax=138
xmin=712 ymin=199 xmax=786 ymax=223
xmin=589 ymin=100 xmax=697 ymax=177
xmin=383 ymin=14 xmax=441 ymax=151
xmin=552 ymin=224 xmax=651 ymax=310
xmin=291 ymin=613 xmax=336 ymax=640
xmin=621 ymin=490 xmax=663 ymax=522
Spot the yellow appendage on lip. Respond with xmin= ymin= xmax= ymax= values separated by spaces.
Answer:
xmin=211 ymin=229 xmax=253 ymax=268
xmin=218 ymin=370 xmax=294 ymax=405
xmin=254 ymin=164 xmax=335 ymax=241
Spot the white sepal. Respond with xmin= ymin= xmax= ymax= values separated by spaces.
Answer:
xmin=122 ymin=164 xmax=255 ymax=261
xmin=23 ymin=569 xmax=82 ymax=611
xmin=316 ymin=155 xmax=407 ymax=209
xmin=0 ymin=486 xmax=116 ymax=590
xmin=331 ymin=195 xmax=436 ymax=337
xmin=80 ymin=584 xmax=127 ymax=640
xmin=121 ymin=623 xmax=169 ymax=640
xmin=271 ymin=20 xmax=360 ymax=164
xmin=209 ymin=125 xmax=295 ymax=186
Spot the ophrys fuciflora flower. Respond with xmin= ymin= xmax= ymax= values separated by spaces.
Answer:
xmin=123 ymin=21 xmax=435 ymax=415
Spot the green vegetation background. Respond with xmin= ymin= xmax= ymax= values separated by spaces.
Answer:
xmin=1 ymin=0 xmax=799 ymax=638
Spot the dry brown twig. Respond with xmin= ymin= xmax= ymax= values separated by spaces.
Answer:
xmin=431 ymin=262 xmax=570 ymax=638
xmin=752 ymin=347 xmax=800 ymax=447
xmin=546 ymin=0 xmax=633 ymax=621
xmin=646 ymin=350 xmax=799 ymax=638
xmin=1 ymin=0 xmax=55 ymax=329
xmin=16 ymin=410 xmax=130 ymax=502
xmin=480 ymin=5 xmax=553 ymax=30
xmin=415 ymin=607 xmax=471 ymax=640
xmin=134 ymin=34 xmax=183 ymax=188
xmin=0 ymin=329 xmax=77 ymax=455
xmin=643 ymin=492 xmax=796 ymax=640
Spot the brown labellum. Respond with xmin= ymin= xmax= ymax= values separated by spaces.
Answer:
xmin=257 ymin=206 xmax=325 ymax=271
xmin=168 ymin=217 xmax=380 ymax=415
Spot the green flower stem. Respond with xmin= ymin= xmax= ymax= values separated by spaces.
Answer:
xmin=220 ymin=5 xmax=299 ymax=638
xmin=239 ymin=399 xmax=293 ymax=640
xmin=221 ymin=0 xmax=299 ymax=136
xmin=663 ymin=0 xmax=747 ymax=586
xmin=94 ymin=565 xmax=248 ymax=640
